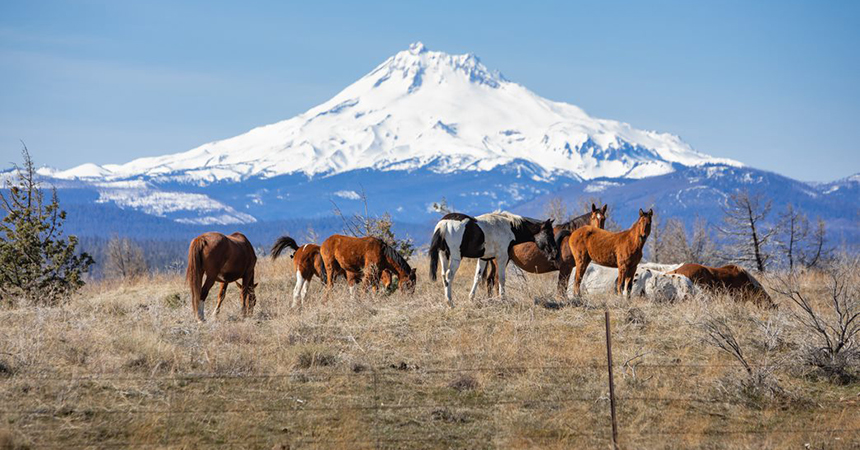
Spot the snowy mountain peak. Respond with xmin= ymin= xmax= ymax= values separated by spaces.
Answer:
xmin=51 ymin=43 xmax=741 ymax=184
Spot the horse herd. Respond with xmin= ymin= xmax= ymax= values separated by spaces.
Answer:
xmin=185 ymin=204 xmax=773 ymax=322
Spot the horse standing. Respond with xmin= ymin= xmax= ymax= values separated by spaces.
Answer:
xmin=186 ymin=232 xmax=258 ymax=322
xmin=568 ymin=209 xmax=653 ymax=298
xmin=320 ymin=235 xmax=416 ymax=294
xmin=483 ymin=204 xmax=608 ymax=296
xmin=669 ymin=263 xmax=774 ymax=308
xmin=271 ymin=236 xmax=327 ymax=308
xmin=429 ymin=211 xmax=559 ymax=307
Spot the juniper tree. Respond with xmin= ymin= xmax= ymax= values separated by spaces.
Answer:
xmin=0 ymin=145 xmax=93 ymax=306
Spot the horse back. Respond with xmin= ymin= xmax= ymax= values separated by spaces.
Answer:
xmin=569 ymin=226 xmax=623 ymax=267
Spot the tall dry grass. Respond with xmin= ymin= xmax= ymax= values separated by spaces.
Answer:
xmin=0 ymin=256 xmax=858 ymax=449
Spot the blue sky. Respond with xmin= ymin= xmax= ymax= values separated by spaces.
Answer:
xmin=1 ymin=0 xmax=858 ymax=181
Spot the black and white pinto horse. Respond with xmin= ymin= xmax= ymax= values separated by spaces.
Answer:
xmin=429 ymin=211 xmax=559 ymax=307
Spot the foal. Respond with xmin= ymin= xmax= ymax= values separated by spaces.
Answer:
xmin=429 ymin=211 xmax=559 ymax=307
xmin=568 ymin=209 xmax=653 ymax=298
xmin=271 ymin=236 xmax=327 ymax=307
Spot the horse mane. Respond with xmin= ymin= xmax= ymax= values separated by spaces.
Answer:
xmin=476 ymin=210 xmax=541 ymax=227
xmin=554 ymin=229 xmax=571 ymax=249
xmin=557 ymin=211 xmax=592 ymax=231
xmin=382 ymin=243 xmax=411 ymax=275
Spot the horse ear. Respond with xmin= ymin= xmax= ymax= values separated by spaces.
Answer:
xmin=545 ymin=219 xmax=554 ymax=227
xmin=648 ymin=209 xmax=653 ymax=217
xmin=639 ymin=208 xmax=644 ymax=216
xmin=602 ymin=204 xmax=608 ymax=214
xmin=592 ymin=203 xmax=597 ymax=212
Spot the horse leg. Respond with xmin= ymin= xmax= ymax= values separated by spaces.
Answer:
xmin=557 ymin=260 xmax=573 ymax=299
xmin=300 ymin=276 xmax=311 ymax=305
xmin=197 ymin=275 xmax=217 ymax=322
xmin=292 ymin=270 xmax=304 ymax=308
xmin=469 ymin=259 xmax=488 ymax=300
xmin=444 ymin=257 xmax=461 ymax=308
xmin=496 ymin=255 xmax=509 ymax=299
xmin=573 ymin=257 xmax=589 ymax=298
xmin=616 ymin=267 xmax=628 ymax=297
xmin=213 ymin=282 xmax=228 ymax=318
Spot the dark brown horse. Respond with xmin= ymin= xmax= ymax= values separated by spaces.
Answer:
xmin=669 ymin=263 xmax=775 ymax=308
xmin=483 ymin=204 xmax=608 ymax=296
xmin=568 ymin=209 xmax=653 ymax=297
xmin=271 ymin=236 xmax=327 ymax=308
xmin=320 ymin=235 xmax=416 ymax=294
xmin=186 ymin=232 xmax=257 ymax=322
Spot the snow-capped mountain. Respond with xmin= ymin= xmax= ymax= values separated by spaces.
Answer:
xmin=24 ymin=43 xmax=857 ymax=247
xmin=46 ymin=42 xmax=737 ymax=185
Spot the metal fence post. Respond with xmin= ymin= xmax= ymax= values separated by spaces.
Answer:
xmin=605 ymin=310 xmax=619 ymax=450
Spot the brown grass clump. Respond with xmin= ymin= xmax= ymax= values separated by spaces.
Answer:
xmin=0 ymin=256 xmax=858 ymax=448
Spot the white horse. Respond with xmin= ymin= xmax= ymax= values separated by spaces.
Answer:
xmin=429 ymin=211 xmax=559 ymax=307
xmin=631 ymin=268 xmax=699 ymax=302
xmin=575 ymin=263 xmax=696 ymax=302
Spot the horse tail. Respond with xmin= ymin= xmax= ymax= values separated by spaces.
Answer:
xmin=271 ymin=235 xmax=299 ymax=260
xmin=429 ymin=227 xmax=445 ymax=282
xmin=186 ymin=236 xmax=205 ymax=310
xmin=318 ymin=254 xmax=327 ymax=284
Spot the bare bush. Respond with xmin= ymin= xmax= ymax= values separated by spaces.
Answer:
xmin=331 ymin=190 xmax=414 ymax=258
xmin=104 ymin=236 xmax=148 ymax=280
xmin=543 ymin=197 xmax=568 ymax=223
xmin=702 ymin=317 xmax=787 ymax=406
xmin=774 ymin=257 xmax=860 ymax=383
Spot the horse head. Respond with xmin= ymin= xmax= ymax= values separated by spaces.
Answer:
xmin=591 ymin=203 xmax=608 ymax=229
xmin=401 ymin=267 xmax=417 ymax=294
xmin=637 ymin=208 xmax=653 ymax=244
xmin=530 ymin=219 xmax=560 ymax=263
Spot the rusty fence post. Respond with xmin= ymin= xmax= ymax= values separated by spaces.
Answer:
xmin=605 ymin=310 xmax=619 ymax=450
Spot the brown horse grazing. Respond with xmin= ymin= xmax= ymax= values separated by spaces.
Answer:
xmin=483 ymin=204 xmax=608 ymax=296
xmin=668 ymin=263 xmax=775 ymax=308
xmin=186 ymin=232 xmax=257 ymax=322
xmin=271 ymin=236 xmax=327 ymax=308
xmin=320 ymin=235 xmax=417 ymax=294
xmin=568 ymin=209 xmax=653 ymax=298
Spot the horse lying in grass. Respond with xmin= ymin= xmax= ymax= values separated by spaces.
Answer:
xmin=577 ymin=264 xmax=698 ymax=302
xmin=320 ymin=235 xmax=416 ymax=295
xmin=482 ymin=204 xmax=608 ymax=297
xmin=669 ymin=263 xmax=775 ymax=308
xmin=186 ymin=232 xmax=257 ymax=322
xmin=271 ymin=236 xmax=327 ymax=308
xmin=568 ymin=208 xmax=653 ymax=298
xmin=429 ymin=211 xmax=559 ymax=307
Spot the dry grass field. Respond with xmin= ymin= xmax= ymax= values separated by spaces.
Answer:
xmin=1 ymin=256 xmax=858 ymax=449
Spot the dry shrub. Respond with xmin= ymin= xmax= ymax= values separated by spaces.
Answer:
xmin=774 ymin=256 xmax=860 ymax=384
xmin=296 ymin=348 xmax=338 ymax=369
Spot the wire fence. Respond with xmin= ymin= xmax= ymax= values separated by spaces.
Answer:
xmin=3 ymin=361 xmax=858 ymax=448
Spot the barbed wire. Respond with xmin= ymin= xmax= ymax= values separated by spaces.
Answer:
xmin=2 ymin=360 xmax=850 ymax=382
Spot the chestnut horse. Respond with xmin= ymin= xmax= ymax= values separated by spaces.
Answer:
xmin=429 ymin=211 xmax=559 ymax=307
xmin=669 ymin=263 xmax=775 ymax=308
xmin=271 ymin=236 xmax=327 ymax=308
xmin=568 ymin=209 xmax=653 ymax=298
xmin=483 ymin=204 xmax=608 ymax=296
xmin=186 ymin=232 xmax=257 ymax=322
xmin=320 ymin=235 xmax=417 ymax=294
